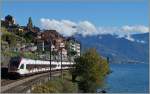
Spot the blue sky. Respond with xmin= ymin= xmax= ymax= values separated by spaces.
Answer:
xmin=2 ymin=0 xmax=148 ymax=27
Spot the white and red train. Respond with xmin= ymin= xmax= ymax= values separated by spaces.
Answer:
xmin=8 ymin=57 xmax=74 ymax=76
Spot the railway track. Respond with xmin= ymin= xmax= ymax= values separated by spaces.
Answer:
xmin=1 ymin=71 xmax=61 ymax=93
xmin=1 ymin=77 xmax=26 ymax=86
xmin=1 ymin=67 xmax=22 ymax=86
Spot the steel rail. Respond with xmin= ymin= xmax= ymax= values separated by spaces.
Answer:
xmin=1 ymin=71 xmax=60 ymax=93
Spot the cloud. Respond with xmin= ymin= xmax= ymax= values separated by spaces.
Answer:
xmin=40 ymin=18 xmax=99 ymax=37
xmin=136 ymin=40 xmax=146 ymax=44
xmin=98 ymin=25 xmax=149 ymax=37
xmin=1 ymin=18 xmax=4 ymax=20
xmin=40 ymin=18 xmax=149 ymax=41
xmin=122 ymin=25 xmax=149 ymax=34
xmin=78 ymin=21 xmax=98 ymax=37
xmin=40 ymin=18 xmax=77 ymax=36
xmin=124 ymin=35 xmax=135 ymax=42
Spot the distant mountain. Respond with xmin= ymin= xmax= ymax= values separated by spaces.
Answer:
xmin=74 ymin=33 xmax=149 ymax=63
xmin=132 ymin=33 xmax=149 ymax=44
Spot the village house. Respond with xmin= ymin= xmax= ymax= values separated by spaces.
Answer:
xmin=66 ymin=37 xmax=81 ymax=57
xmin=36 ymin=30 xmax=68 ymax=60
xmin=1 ymin=15 xmax=81 ymax=62
xmin=20 ymin=43 xmax=37 ymax=52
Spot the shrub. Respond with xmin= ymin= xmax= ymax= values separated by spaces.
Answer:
xmin=32 ymin=73 xmax=78 ymax=93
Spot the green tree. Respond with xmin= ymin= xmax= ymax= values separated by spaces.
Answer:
xmin=4 ymin=15 xmax=14 ymax=27
xmin=70 ymin=50 xmax=77 ymax=56
xmin=2 ymin=31 xmax=17 ymax=48
xmin=27 ymin=17 xmax=33 ymax=30
xmin=72 ymin=48 xmax=109 ymax=92
xmin=23 ymin=31 xmax=36 ymax=43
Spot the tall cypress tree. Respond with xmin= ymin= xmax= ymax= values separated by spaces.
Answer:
xmin=27 ymin=17 xmax=33 ymax=30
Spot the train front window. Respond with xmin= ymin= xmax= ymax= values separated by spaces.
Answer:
xmin=20 ymin=64 xmax=24 ymax=69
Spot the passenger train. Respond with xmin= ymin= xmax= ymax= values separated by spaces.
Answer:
xmin=8 ymin=57 xmax=74 ymax=76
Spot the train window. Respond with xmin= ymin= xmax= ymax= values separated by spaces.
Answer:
xmin=26 ymin=64 xmax=34 ymax=70
xmin=20 ymin=64 xmax=24 ymax=69
xmin=52 ymin=65 xmax=57 ymax=68
xmin=26 ymin=65 xmax=30 ymax=70
xmin=26 ymin=64 xmax=57 ymax=70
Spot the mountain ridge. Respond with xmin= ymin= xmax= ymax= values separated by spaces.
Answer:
xmin=74 ymin=33 xmax=149 ymax=63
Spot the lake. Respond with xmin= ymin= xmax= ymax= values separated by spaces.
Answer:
xmin=103 ymin=63 xmax=149 ymax=93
